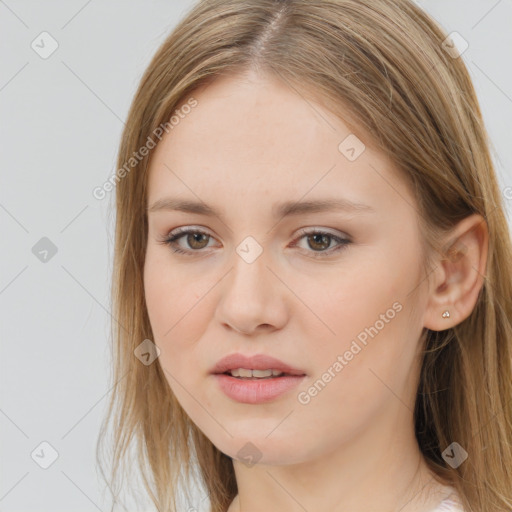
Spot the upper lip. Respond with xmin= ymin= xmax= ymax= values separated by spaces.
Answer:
xmin=211 ymin=353 xmax=307 ymax=376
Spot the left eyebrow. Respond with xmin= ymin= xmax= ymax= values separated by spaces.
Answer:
xmin=147 ymin=196 xmax=376 ymax=220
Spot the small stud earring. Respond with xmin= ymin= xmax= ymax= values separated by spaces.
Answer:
xmin=442 ymin=310 xmax=450 ymax=318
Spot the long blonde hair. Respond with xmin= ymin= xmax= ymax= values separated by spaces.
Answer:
xmin=96 ymin=1 xmax=512 ymax=510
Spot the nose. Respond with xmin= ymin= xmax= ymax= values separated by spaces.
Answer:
xmin=215 ymin=244 xmax=288 ymax=336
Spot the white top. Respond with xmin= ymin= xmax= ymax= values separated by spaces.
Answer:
xmin=428 ymin=489 xmax=465 ymax=512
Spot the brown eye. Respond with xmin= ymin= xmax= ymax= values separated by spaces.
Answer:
xmin=292 ymin=228 xmax=352 ymax=258
xmin=186 ymin=232 xmax=210 ymax=250
xmin=159 ymin=228 xmax=215 ymax=255
xmin=159 ymin=227 xmax=351 ymax=258
xmin=306 ymin=233 xmax=331 ymax=251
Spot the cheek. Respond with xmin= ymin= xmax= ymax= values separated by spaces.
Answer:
xmin=293 ymin=285 xmax=418 ymax=448
xmin=144 ymin=247 xmax=197 ymax=334
xmin=302 ymin=242 xmax=420 ymax=385
xmin=143 ymin=252 xmax=213 ymax=379
xmin=144 ymin=266 xmax=218 ymax=435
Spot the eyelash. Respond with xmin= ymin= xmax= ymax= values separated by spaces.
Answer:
xmin=157 ymin=227 xmax=352 ymax=259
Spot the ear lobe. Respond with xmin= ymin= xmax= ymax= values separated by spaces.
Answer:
xmin=422 ymin=214 xmax=489 ymax=332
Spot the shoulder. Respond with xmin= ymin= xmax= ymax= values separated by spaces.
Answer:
xmin=429 ymin=489 xmax=465 ymax=512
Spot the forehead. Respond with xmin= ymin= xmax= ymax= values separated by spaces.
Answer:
xmin=168 ymin=73 xmax=336 ymax=169
xmin=146 ymin=73 xmax=410 ymax=217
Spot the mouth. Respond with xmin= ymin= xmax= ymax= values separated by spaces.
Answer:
xmin=220 ymin=368 xmax=305 ymax=379
xmin=210 ymin=353 xmax=307 ymax=404
xmin=211 ymin=352 xmax=307 ymax=378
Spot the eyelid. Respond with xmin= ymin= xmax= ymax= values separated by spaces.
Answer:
xmin=163 ymin=225 xmax=349 ymax=240
xmin=168 ymin=225 xmax=213 ymax=237
xmin=294 ymin=226 xmax=350 ymax=239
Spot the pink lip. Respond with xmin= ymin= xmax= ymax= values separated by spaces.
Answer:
xmin=210 ymin=353 xmax=307 ymax=404
xmin=213 ymin=373 xmax=306 ymax=404
xmin=211 ymin=353 xmax=306 ymax=376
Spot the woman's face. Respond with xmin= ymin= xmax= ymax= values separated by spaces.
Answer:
xmin=144 ymin=71 xmax=430 ymax=465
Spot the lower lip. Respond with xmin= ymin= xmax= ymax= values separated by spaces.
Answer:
xmin=213 ymin=373 xmax=306 ymax=404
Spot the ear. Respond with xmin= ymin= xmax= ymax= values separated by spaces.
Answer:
xmin=422 ymin=214 xmax=489 ymax=331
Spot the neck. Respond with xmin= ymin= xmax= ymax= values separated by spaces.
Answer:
xmin=227 ymin=406 xmax=450 ymax=512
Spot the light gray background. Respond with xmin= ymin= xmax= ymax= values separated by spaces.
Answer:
xmin=1 ymin=1 xmax=511 ymax=511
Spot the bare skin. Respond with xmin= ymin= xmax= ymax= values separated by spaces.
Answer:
xmin=143 ymin=69 xmax=488 ymax=512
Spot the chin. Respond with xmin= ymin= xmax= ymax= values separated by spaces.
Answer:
xmin=213 ymin=434 xmax=310 ymax=467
